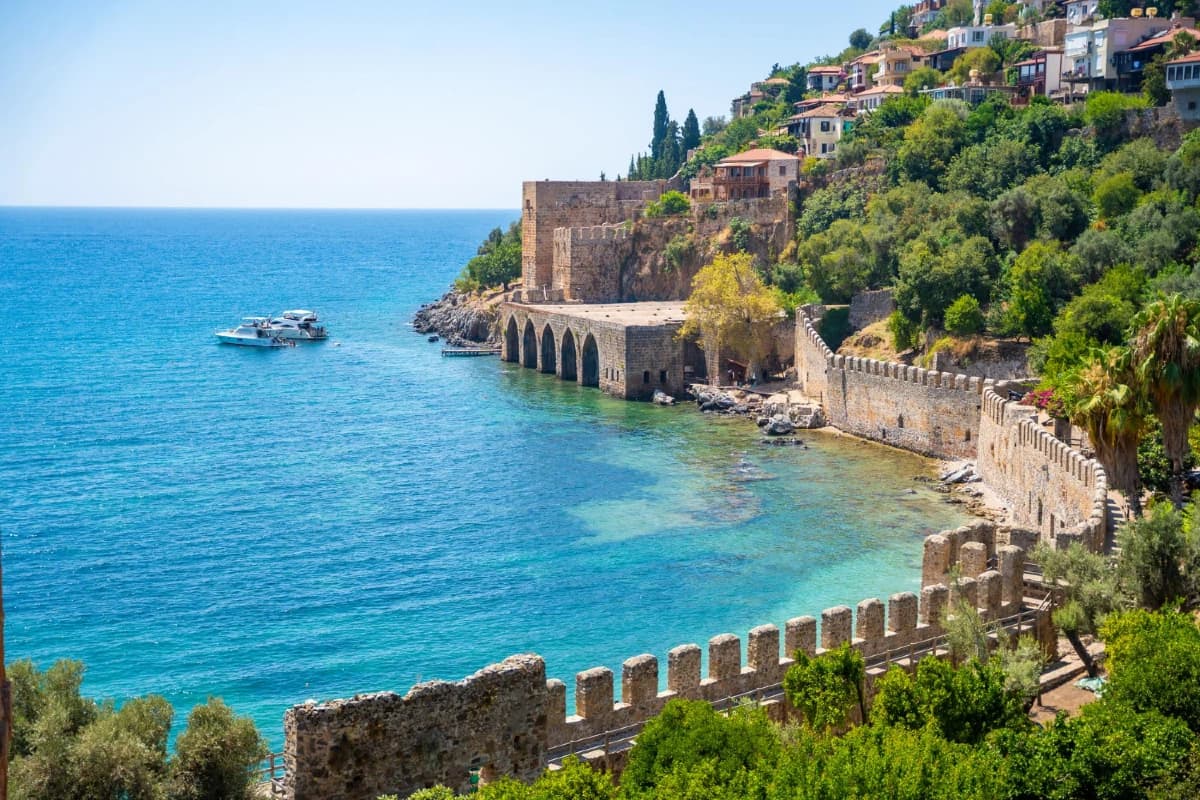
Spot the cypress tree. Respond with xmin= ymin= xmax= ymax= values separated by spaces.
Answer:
xmin=628 ymin=155 xmax=638 ymax=181
xmin=650 ymin=91 xmax=670 ymax=163
xmin=681 ymin=109 xmax=701 ymax=154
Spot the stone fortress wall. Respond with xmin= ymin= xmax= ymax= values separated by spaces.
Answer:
xmin=796 ymin=308 xmax=1108 ymax=549
xmin=551 ymin=224 xmax=634 ymax=304
xmin=283 ymin=534 xmax=1048 ymax=800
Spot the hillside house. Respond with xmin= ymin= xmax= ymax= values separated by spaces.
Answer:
xmin=688 ymin=149 xmax=800 ymax=202
xmin=874 ymin=44 xmax=928 ymax=87
xmin=1064 ymin=0 xmax=1098 ymax=26
xmin=1114 ymin=24 xmax=1200 ymax=93
xmin=1065 ymin=15 xmax=1196 ymax=94
xmin=946 ymin=22 xmax=1018 ymax=50
xmin=807 ymin=66 xmax=844 ymax=92
xmin=1166 ymin=51 xmax=1200 ymax=121
xmin=1013 ymin=49 xmax=1066 ymax=100
xmin=846 ymin=51 xmax=883 ymax=92
xmin=730 ymin=77 xmax=791 ymax=118
xmin=912 ymin=0 xmax=948 ymax=28
xmin=785 ymin=104 xmax=853 ymax=158
xmin=849 ymin=84 xmax=905 ymax=113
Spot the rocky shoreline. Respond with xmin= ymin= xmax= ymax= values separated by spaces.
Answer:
xmin=412 ymin=289 xmax=502 ymax=347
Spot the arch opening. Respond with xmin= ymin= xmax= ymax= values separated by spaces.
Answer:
xmin=522 ymin=320 xmax=537 ymax=369
xmin=581 ymin=334 xmax=600 ymax=388
xmin=540 ymin=324 xmax=556 ymax=374
xmin=561 ymin=329 xmax=578 ymax=382
xmin=503 ymin=317 xmax=519 ymax=363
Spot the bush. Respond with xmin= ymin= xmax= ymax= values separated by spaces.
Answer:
xmin=944 ymin=295 xmax=984 ymax=335
xmin=1093 ymin=172 xmax=1141 ymax=220
xmin=888 ymin=311 xmax=920 ymax=352
xmin=167 ymin=698 xmax=269 ymax=800
xmin=645 ymin=190 xmax=691 ymax=217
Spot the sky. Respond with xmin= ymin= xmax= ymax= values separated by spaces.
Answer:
xmin=0 ymin=1 xmax=901 ymax=209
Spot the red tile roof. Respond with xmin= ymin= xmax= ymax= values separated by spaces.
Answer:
xmin=717 ymin=148 xmax=802 ymax=164
xmin=1128 ymin=27 xmax=1200 ymax=52
xmin=809 ymin=65 xmax=844 ymax=74
xmin=1167 ymin=50 xmax=1200 ymax=64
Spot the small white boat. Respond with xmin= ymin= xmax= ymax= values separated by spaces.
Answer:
xmin=216 ymin=317 xmax=290 ymax=347
xmin=268 ymin=309 xmax=327 ymax=341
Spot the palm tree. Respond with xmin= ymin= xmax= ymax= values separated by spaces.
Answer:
xmin=1131 ymin=295 xmax=1200 ymax=508
xmin=1066 ymin=346 xmax=1148 ymax=518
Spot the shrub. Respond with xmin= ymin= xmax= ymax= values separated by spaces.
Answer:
xmin=887 ymin=310 xmax=920 ymax=352
xmin=944 ymin=295 xmax=984 ymax=335
xmin=167 ymin=698 xmax=268 ymax=800
xmin=645 ymin=190 xmax=691 ymax=217
xmin=1093 ymin=171 xmax=1141 ymax=220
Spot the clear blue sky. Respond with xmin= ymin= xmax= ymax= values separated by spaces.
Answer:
xmin=0 ymin=1 xmax=900 ymax=209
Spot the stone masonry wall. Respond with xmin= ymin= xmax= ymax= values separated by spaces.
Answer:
xmin=283 ymin=655 xmax=548 ymax=800
xmin=795 ymin=310 xmax=833 ymax=405
xmin=552 ymin=224 xmax=633 ymax=303
xmin=848 ymin=289 xmax=895 ymax=331
xmin=522 ymin=180 xmax=678 ymax=296
xmin=283 ymin=571 xmax=1052 ymax=799
xmin=977 ymin=385 xmax=1108 ymax=550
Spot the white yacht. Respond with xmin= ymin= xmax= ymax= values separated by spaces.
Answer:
xmin=268 ymin=309 xmax=327 ymax=341
xmin=215 ymin=317 xmax=289 ymax=347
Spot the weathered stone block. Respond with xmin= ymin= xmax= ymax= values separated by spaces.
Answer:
xmin=951 ymin=576 xmax=978 ymax=610
xmin=922 ymin=534 xmax=951 ymax=587
xmin=997 ymin=545 xmax=1025 ymax=606
xmin=978 ymin=570 xmax=1002 ymax=618
xmin=920 ymin=583 xmax=949 ymax=629
xmin=708 ymin=634 xmax=741 ymax=682
xmin=747 ymin=625 xmax=781 ymax=678
xmin=960 ymin=541 xmax=988 ymax=578
xmin=888 ymin=592 xmax=918 ymax=633
xmin=785 ymin=616 xmax=817 ymax=659
xmin=622 ymin=655 xmax=658 ymax=708
xmin=667 ymin=644 xmax=701 ymax=695
xmin=821 ymin=606 xmax=852 ymax=650
xmin=856 ymin=598 xmax=885 ymax=642
xmin=576 ymin=667 xmax=614 ymax=720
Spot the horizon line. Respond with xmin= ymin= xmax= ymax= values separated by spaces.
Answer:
xmin=0 ymin=204 xmax=519 ymax=212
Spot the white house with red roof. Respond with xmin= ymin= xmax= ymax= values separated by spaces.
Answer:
xmin=1166 ymin=50 xmax=1200 ymax=121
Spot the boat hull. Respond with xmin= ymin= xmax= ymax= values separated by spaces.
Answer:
xmin=215 ymin=333 xmax=286 ymax=347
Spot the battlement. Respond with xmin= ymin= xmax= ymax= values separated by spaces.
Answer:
xmin=829 ymin=354 xmax=985 ymax=395
xmin=282 ymin=535 xmax=1051 ymax=799
xmin=978 ymin=386 xmax=1108 ymax=550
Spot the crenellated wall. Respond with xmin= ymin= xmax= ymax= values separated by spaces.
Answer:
xmin=282 ymin=563 xmax=1051 ymax=800
xmin=551 ymin=224 xmax=633 ymax=302
xmin=795 ymin=310 xmax=833 ymax=405
xmin=977 ymin=385 xmax=1108 ymax=550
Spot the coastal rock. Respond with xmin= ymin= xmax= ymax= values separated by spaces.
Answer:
xmin=764 ymin=415 xmax=795 ymax=436
xmin=412 ymin=290 xmax=500 ymax=347
xmin=652 ymin=390 xmax=675 ymax=406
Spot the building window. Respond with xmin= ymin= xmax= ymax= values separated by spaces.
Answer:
xmin=1190 ymin=101 xmax=1198 ymax=111
xmin=820 ymin=120 xmax=830 ymax=132
xmin=660 ymin=370 xmax=667 ymax=383
xmin=973 ymin=30 xmax=984 ymax=42
xmin=778 ymin=165 xmax=786 ymax=176
xmin=643 ymin=370 xmax=650 ymax=384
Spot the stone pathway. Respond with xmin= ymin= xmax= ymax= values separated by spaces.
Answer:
xmin=1029 ymin=637 xmax=1106 ymax=725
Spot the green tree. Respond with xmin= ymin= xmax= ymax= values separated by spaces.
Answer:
xmin=651 ymin=90 xmax=670 ymax=163
xmin=944 ymin=294 xmax=983 ymax=335
xmin=903 ymin=65 xmax=941 ymax=96
xmin=644 ymin=190 xmax=691 ymax=217
xmin=1093 ymin=172 xmax=1142 ymax=220
xmin=943 ymin=138 xmax=1040 ymax=198
xmin=678 ymin=253 xmax=782 ymax=382
xmin=620 ymin=700 xmax=780 ymax=799
xmin=681 ymin=109 xmax=701 ymax=154
xmin=897 ymin=101 xmax=969 ymax=185
xmin=947 ymin=48 xmax=1001 ymax=85
xmin=1061 ymin=347 xmax=1149 ymax=519
xmin=783 ymin=644 xmax=867 ymax=732
xmin=167 ymin=698 xmax=268 ymax=800
xmin=1035 ymin=541 xmax=1123 ymax=676
xmin=1117 ymin=502 xmax=1200 ymax=609
xmin=999 ymin=241 xmax=1079 ymax=340
xmin=887 ymin=310 xmax=921 ymax=352
xmin=1102 ymin=608 xmax=1200 ymax=733
xmin=896 ymin=230 xmax=997 ymax=329
xmin=1131 ymin=294 xmax=1200 ymax=507
xmin=796 ymin=219 xmax=878 ymax=303
xmin=849 ymin=27 xmax=874 ymax=50
xmin=477 ymin=757 xmax=616 ymax=800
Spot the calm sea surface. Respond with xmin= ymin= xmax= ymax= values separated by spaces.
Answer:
xmin=0 ymin=208 xmax=970 ymax=748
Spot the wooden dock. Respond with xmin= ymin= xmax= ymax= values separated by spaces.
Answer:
xmin=441 ymin=347 xmax=501 ymax=357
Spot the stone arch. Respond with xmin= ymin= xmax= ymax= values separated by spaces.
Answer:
xmin=581 ymin=333 xmax=600 ymax=388
xmin=561 ymin=328 xmax=578 ymax=382
xmin=503 ymin=316 xmax=519 ymax=363
xmin=522 ymin=319 xmax=537 ymax=368
xmin=540 ymin=324 xmax=556 ymax=374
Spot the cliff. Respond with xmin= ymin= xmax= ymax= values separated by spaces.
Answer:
xmin=412 ymin=288 xmax=508 ymax=346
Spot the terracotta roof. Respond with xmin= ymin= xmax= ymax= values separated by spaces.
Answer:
xmin=717 ymin=148 xmax=802 ymax=164
xmin=791 ymin=103 xmax=846 ymax=119
xmin=856 ymin=84 xmax=906 ymax=96
xmin=762 ymin=76 xmax=791 ymax=85
xmin=1167 ymin=50 xmax=1200 ymax=64
xmin=809 ymin=65 xmax=844 ymax=73
xmin=850 ymin=51 xmax=884 ymax=66
xmin=1127 ymin=27 xmax=1200 ymax=53
xmin=920 ymin=29 xmax=949 ymax=39
xmin=795 ymin=92 xmax=850 ymax=108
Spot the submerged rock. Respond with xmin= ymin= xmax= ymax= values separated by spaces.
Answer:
xmin=652 ymin=390 xmax=675 ymax=406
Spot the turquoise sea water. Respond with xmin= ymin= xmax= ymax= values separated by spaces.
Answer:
xmin=0 ymin=208 xmax=971 ymax=749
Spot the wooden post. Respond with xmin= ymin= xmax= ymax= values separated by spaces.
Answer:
xmin=1 ymin=538 xmax=10 ymax=800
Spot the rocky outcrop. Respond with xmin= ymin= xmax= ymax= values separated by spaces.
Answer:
xmin=413 ymin=291 xmax=501 ymax=346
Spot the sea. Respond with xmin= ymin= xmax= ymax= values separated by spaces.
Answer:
xmin=0 ymin=208 xmax=971 ymax=749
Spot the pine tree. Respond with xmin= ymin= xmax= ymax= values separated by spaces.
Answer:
xmin=650 ymin=91 xmax=670 ymax=163
xmin=681 ymin=109 xmax=701 ymax=154
xmin=628 ymin=155 xmax=638 ymax=181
